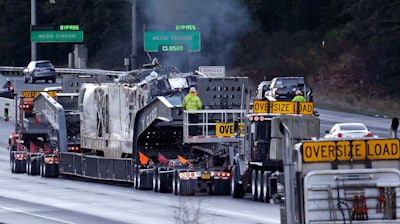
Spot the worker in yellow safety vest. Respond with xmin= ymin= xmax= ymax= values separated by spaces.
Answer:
xmin=182 ymin=87 xmax=203 ymax=136
xmin=292 ymin=90 xmax=305 ymax=102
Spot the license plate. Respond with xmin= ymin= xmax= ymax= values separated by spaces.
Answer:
xmin=201 ymin=173 xmax=211 ymax=179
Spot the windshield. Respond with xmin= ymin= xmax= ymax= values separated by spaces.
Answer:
xmin=36 ymin=62 xmax=53 ymax=68
xmin=168 ymin=77 xmax=188 ymax=89
xmin=0 ymin=75 xmax=11 ymax=88
xmin=166 ymin=94 xmax=184 ymax=106
xmin=339 ymin=124 xmax=367 ymax=131
xmin=274 ymin=79 xmax=300 ymax=88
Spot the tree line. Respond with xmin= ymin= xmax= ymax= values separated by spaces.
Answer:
xmin=0 ymin=0 xmax=399 ymax=105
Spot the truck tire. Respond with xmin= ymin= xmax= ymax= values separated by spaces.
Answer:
xmin=133 ymin=165 xmax=139 ymax=189
xmin=210 ymin=180 xmax=230 ymax=195
xmin=257 ymin=170 xmax=264 ymax=202
xmin=158 ymin=171 xmax=172 ymax=193
xmin=262 ymin=171 xmax=270 ymax=203
xmin=41 ymin=162 xmax=46 ymax=177
xmin=178 ymin=178 xmax=197 ymax=196
xmin=207 ymin=184 xmax=214 ymax=195
xmin=251 ymin=169 xmax=258 ymax=201
xmin=172 ymin=171 xmax=178 ymax=195
xmin=10 ymin=159 xmax=15 ymax=173
xmin=27 ymin=155 xmax=31 ymax=175
xmin=10 ymin=152 xmax=15 ymax=173
xmin=176 ymin=177 xmax=181 ymax=195
xmin=153 ymin=168 xmax=159 ymax=192
xmin=15 ymin=159 xmax=27 ymax=173
xmin=137 ymin=172 xmax=142 ymax=189
xmin=230 ymin=166 xmax=245 ymax=198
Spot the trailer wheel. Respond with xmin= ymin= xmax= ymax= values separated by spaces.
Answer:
xmin=210 ymin=180 xmax=230 ymax=195
xmin=207 ymin=184 xmax=214 ymax=195
xmin=27 ymin=155 xmax=31 ymax=175
xmin=251 ymin=169 xmax=258 ymax=201
xmin=41 ymin=161 xmax=46 ymax=177
xmin=172 ymin=171 xmax=178 ymax=195
xmin=178 ymin=178 xmax=197 ymax=196
xmin=257 ymin=170 xmax=264 ymax=202
xmin=158 ymin=171 xmax=172 ymax=193
xmin=262 ymin=171 xmax=270 ymax=203
xmin=137 ymin=172 xmax=142 ymax=189
xmin=153 ymin=168 xmax=159 ymax=192
xmin=10 ymin=152 xmax=15 ymax=173
xmin=230 ymin=166 xmax=245 ymax=198
xmin=176 ymin=176 xmax=181 ymax=195
xmin=133 ymin=165 xmax=139 ymax=189
xmin=10 ymin=159 xmax=15 ymax=173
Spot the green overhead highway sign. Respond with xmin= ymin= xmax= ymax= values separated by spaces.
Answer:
xmin=144 ymin=31 xmax=201 ymax=52
xmin=31 ymin=30 xmax=84 ymax=43
xmin=31 ymin=25 xmax=83 ymax=43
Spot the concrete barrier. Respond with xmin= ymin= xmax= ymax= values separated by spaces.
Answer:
xmin=0 ymin=66 xmax=125 ymax=77
xmin=0 ymin=97 xmax=17 ymax=124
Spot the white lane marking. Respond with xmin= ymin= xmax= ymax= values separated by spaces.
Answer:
xmin=0 ymin=205 xmax=76 ymax=224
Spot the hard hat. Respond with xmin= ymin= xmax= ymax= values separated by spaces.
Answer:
xmin=296 ymin=90 xmax=302 ymax=95
xmin=189 ymin=87 xmax=197 ymax=92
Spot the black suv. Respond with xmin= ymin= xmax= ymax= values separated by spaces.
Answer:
xmin=23 ymin=60 xmax=56 ymax=83
xmin=264 ymin=76 xmax=313 ymax=102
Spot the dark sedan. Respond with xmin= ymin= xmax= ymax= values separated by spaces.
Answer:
xmin=0 ymin=76 xmax=14 ymax=99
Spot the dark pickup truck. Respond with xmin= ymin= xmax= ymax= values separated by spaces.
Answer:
xmin=263 ymin=76 xmax=313 ymax=102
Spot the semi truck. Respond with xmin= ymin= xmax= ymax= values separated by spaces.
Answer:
xmin=9 ymin=61 xmax=249 ymax=196
xmin=230 ymin=98 xmax=320 ymax=203
xmin=280 ymin=118 xmax=400 ymax=223
xmin=8 ymin=62 xmax=324 ymax=200
xmin=9 ymin=89 xmax=79 ymax=177
xmin=68 ymin=69 xmax=248 ymax=195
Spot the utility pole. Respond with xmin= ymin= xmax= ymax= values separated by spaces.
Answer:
xmin=31 ymin=0 xmax=37 ymax=61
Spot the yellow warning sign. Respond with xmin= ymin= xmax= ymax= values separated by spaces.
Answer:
xmin=302 ymin=139 xmax=400 ymax=162
xmin=238 ymin=123 xmax=245 ymax=137
xmin=22 ymin=90 xmax=61 ymax=98
xmin=216 ymin=123 xmax=235 ymax=137
xmin=367 ymin=139 xmax=400 ymax=160
xmin=252 ymin=100 xmax=313 ymax=115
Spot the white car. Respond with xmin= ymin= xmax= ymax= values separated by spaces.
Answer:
xmin=324 ymin=122 xmax=376 ymax=139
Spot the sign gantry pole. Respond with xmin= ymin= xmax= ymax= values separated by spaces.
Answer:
xmin=31 ymin=0 xmax=37 ymax=61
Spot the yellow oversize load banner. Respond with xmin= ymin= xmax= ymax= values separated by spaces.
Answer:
xmin=252 ymin=100 xmax=313 ymax=115
xmin=216 ymin=123 xmax=235 ymax=137
xmin=302 ymin=138 xmax=400 ymax=162
xmin=22 ymin=90 xmax=61 ymax=98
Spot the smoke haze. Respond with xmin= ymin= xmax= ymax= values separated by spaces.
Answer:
xmin=138 ymin=0 xmax=252 ymax=72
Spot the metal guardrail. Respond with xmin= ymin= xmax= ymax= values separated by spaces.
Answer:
xmin=0 ymin=66 xmax=126 ymax=76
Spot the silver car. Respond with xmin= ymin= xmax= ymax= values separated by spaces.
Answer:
xmin=23 ymin=60 xmax=56 ymax=84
